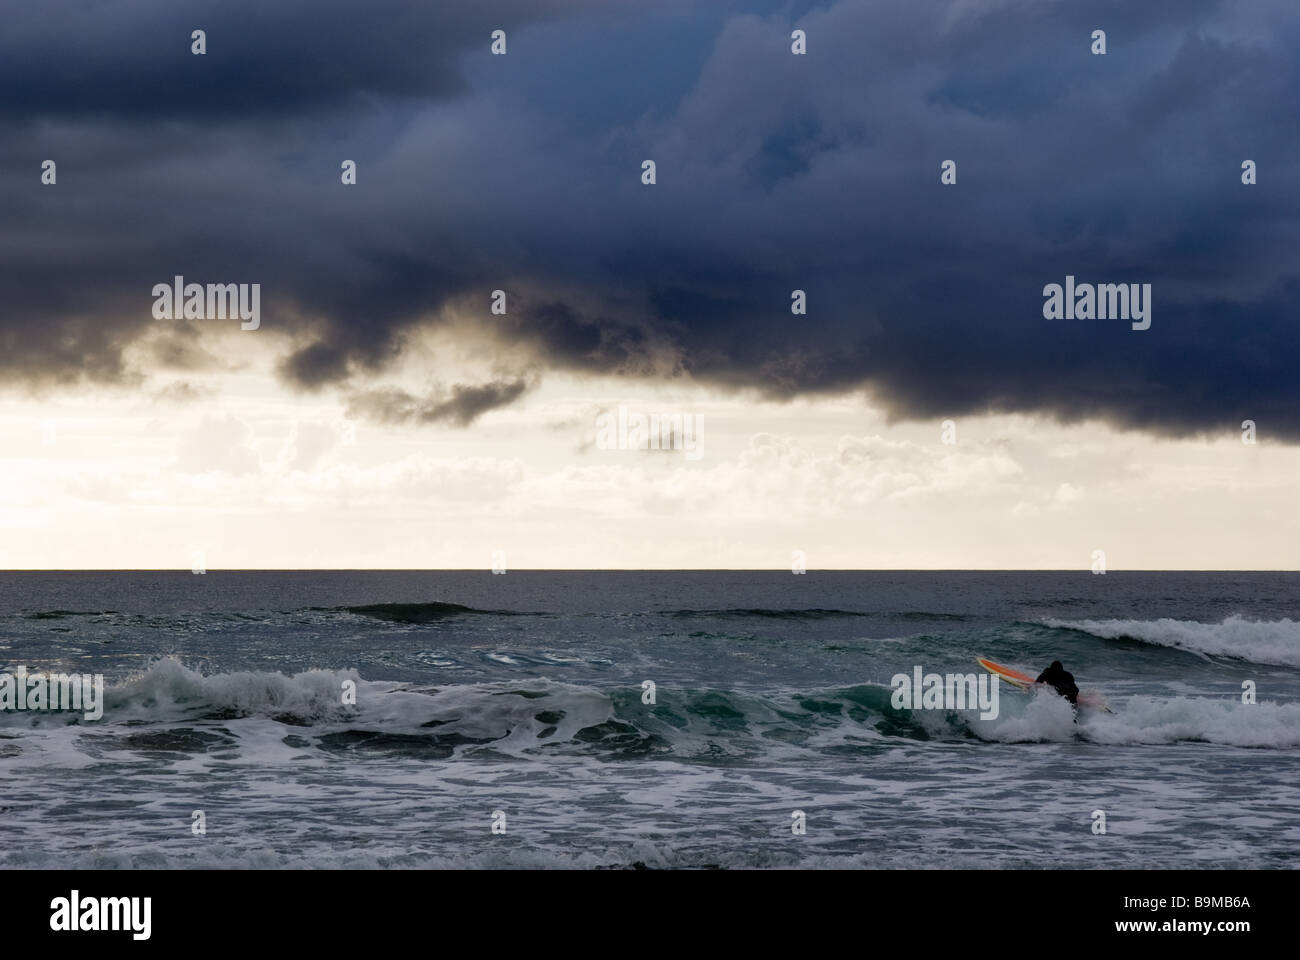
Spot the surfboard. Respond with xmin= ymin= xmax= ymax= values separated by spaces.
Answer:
xmin=977 ymin=657 xmax=1112 ymax=712
xmin=976 ymin=657 xmax=1034 ymax=691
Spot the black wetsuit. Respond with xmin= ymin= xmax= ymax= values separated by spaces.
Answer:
xmin=1036 ymin=663 xmax=1079 ymax=705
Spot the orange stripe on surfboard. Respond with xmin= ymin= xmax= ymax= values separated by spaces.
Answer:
xmin=977 ymin=658 xmax=1035 ymax=688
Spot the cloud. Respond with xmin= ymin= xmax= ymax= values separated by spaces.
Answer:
xmin=153 ymin=381 xmax=214 ymax=404
xmin=0 ymin=1 xmax=615 ymax=122
xmin=172 ymin=415 xmax=262 ymax=474
xmin=346 ymin=378 xmax=533 ymax=426
xmin=282 ymin=420 xmax=343 ymax=472
xmin=2 ymin=0 xmax=1299 ymax=440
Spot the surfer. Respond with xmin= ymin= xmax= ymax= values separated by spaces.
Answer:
xmin=1035 ymin=661 xmax=1079 ymax=705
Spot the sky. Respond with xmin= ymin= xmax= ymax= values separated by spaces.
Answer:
xmin=1 ymin=0 xmax=1298 ymax=569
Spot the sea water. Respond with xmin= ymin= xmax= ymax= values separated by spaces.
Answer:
xmin=1 ymin=571 xmax=1296 ymax=868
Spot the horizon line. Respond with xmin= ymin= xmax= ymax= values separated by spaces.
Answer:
xmin=1 ymin=568 xmax=1298 ymax=574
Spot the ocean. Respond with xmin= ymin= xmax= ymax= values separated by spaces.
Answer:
xmin=1 ymin=571 xmax=1297 ymax=869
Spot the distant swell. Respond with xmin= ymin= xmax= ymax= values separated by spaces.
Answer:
xmin=1044 ymin=615 xmax=1300 ymax=667
xmin=669 ymin=608 xmax=870 ymax=620
xmin=667 ymin=608 xmax=968 ymax=622
xmin=22 ymin=610 xmax=117 ymax=620
xmin=341 ymin=602 xmax=488 ymax=623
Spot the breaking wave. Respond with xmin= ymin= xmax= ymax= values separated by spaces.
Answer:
xmin=2 ymin=659 xmax=1294 ymax=755
xmin=1044 ymin=615 xmax=1300 ymax=667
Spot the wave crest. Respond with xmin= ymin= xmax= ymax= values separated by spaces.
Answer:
xmin=1044 ymin=614 xmax=1300 ymax=667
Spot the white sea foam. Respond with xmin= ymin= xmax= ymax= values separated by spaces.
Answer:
xmin=103 ymin=657 xmax=362 ymax=722
xmin=1045 ymin=614 xmax=1300 ymax=667
xmin=976 ymin=687 xmax=1300 ymax=748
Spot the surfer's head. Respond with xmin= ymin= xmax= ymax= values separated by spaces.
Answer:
xmin=1049 ymin=660 xmax=1063 ymax=671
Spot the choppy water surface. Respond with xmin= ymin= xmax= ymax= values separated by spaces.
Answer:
xmin=1 ymin=571 xmax=1297 ymax=868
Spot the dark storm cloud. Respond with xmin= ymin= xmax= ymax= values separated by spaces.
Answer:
xmin=2 ymin=0 xmax=1299 ymax=438
xmin=0 ymin=1 xmax=606 ymax=121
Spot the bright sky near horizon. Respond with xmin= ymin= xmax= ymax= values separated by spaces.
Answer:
xmin=2 ymin=340 xmax=1293 ymax=569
